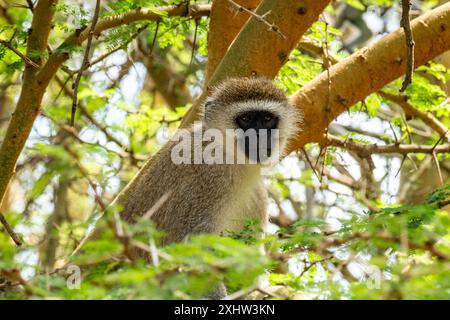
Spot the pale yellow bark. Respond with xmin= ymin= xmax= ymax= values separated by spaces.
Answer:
xmin=204 ymin=0 xmax=261 ymax=85
xmin=181 ymin=0 xmax=332 ymax=127
xmin=286 ymin=2 xmax=450 ymax=153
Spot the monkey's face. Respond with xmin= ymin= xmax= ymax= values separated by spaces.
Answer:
xmin=202 ymin=77 xmax=302 ymax=165
xmin=204 ymin=99 xmax=298 ymax=165
xmin=234 ymin=109 xmax=279 ymax=163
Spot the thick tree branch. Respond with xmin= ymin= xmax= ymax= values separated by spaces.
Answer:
xmin=204 ymin=0 xmax=260 ymax=85
xmin=226 ymin=0 xmax=286 ymax=39
xmin=286 ymin=3 xmax=450 ymax=153
xmin=181 ymin=0 xmax=332 ymax=127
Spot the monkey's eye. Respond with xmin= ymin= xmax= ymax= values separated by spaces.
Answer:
xmin=262 ymin=112 xmax=278 ymax=129
xmin=240 ymin=115 xmax=250 ymax=122
xmin=236 ymin=114 xmax=253 ymax=130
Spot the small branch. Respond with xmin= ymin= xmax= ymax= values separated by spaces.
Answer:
xmin=189 ymin=19 xmax=199 ymax=67
xmin=400 ymin=0 xmax=414 ymax=92
xmin=298 ymin=257 xmax=330 ymax=278
xmin=379 ymin=91 xmax=449 ymax=142
xmin=38 ymin=3 xmax=211 ymax=88
xmin=327 ymin=134 xmax=450 ymax=156
xmin=54 ymin=75 xmax=131 ymax=155
xmin=226 ymin=0 xmax=286 ymax=39
xmin=87 ymin=23 xmax=149 ymax=68
xmin=321 ymin=18 xmax=331 ymax=113
xmin=322 ymin=167 xmax=360 ymax=190
xmin=149 ymin=21 xmax=160 ymax=54
xmin=0 ymin=212 xmax=22 ymax=246
xmin=0 ymin=40 xmax=39 ymax=69
xmin=298 ymin=38 xmax=339 ymax=65
xmin=301 ymin=147 xmax=321 ymax=182
xmin=70 ymin=0 xmax=101 ymax=126
xmin=64 ymin=145 xmax=107 ymax=211
xmin=314 ymin=231 xmax=448 ymax=261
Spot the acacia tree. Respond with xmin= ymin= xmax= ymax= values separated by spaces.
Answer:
xmin=1 ymin=0 xmax=450 ymax=299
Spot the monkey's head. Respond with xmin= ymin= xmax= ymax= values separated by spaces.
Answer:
xmin=202 ymin=77 xmax=301 ymax=164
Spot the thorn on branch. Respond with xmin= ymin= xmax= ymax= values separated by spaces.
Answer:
xmin=400 ymin=0 xmax=414 ymax=92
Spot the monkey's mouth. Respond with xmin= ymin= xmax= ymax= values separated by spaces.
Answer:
xmin=237 ymin=129 xmax=279 ymax=164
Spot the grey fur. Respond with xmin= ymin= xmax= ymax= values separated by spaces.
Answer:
xmin=116 ymin=77 xmax=301 ymax=298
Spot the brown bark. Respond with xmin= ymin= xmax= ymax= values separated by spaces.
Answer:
xmin=286 ymin=2 xmax=450 ymax=153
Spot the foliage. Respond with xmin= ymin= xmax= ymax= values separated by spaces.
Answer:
xmin=0 ymin=0 xmax=450 ymax=300
xmin=1 ymin=185 xmax=449 ymax=299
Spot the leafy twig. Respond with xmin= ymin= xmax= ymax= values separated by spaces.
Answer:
xmin=87 ymin=23 xmax=149 ymax=68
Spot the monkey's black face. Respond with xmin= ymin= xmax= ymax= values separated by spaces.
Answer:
xmin=234 ymin=111 xmax=279 ymax=163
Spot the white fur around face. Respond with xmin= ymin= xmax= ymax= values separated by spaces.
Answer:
xmin=203 ymin=99 xmax=302 ymax=160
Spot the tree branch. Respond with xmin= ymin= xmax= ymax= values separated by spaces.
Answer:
xmin=0 ymin=39 xmax=39 ymax=68
xmin=400 ymin=0 xmax=414 ymax=92
xmin=0 ymin=0 xmax=57 ymax=219
xmin=203 ymin=0 xmax=260 ymax=85
xmin=327 ymin=134 xmax=450 ymax=156
xmin=286 ymin=2 xmax=450 ymax=153
xmin=38 ymin=3 xmax=211 ymax=88
xmin=378 ymin=91 xmax=449 ymax=141
xmin=227 ymin=0 xmax=286 ymax=39
xmin=0 ymin=2 xmax=209 ymax=212
xmin=181 ymin=0 xmax=332 ymax=127
xmin=70 ymin=0 xmax=101 ymax=126
xmin=0 ymin=211 xmax=22 ymax=246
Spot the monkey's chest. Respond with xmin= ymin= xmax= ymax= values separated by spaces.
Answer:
xmin=215 ymin=183 xmax=267 ymax=236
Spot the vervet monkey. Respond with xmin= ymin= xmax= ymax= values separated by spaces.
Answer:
xmin=117 ymin=77 xmax=301 ymax=297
